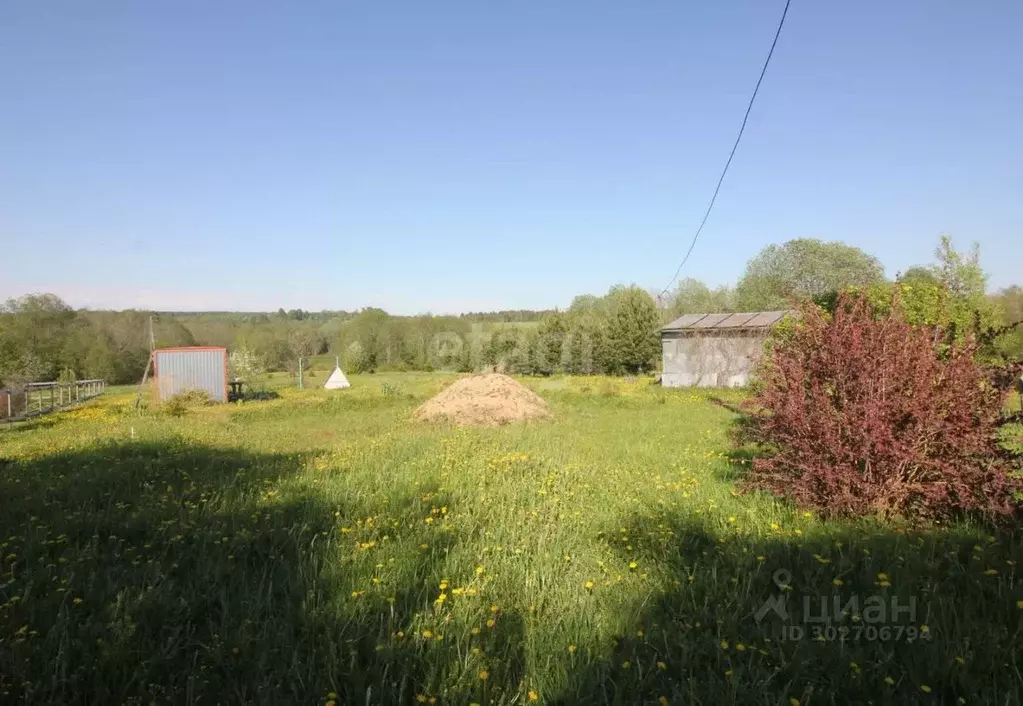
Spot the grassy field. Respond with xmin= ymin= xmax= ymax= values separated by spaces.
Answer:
xmin=1 ymin=373 xmax=1021 ymax=705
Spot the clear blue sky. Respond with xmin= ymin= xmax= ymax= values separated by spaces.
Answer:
xmin=1 ymin=0 xmax=1020 ymax=314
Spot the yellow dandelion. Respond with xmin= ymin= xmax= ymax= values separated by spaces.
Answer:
xmin=528 ymin=690 xmax=539 ymax=701
xmin=439 ymin=580 xmax=448 ymax=590
xmin=476 ymin=566 xmax=484 ymax=575
xmin=478 ymin=670 xmax=489 ymax=681
xmin=486 ymin=618 xmax=496 ymax=628
xmin=728 ymin=516 xmax=736 ymax=523
xmin=719 ymin=640 xmax=729 ymax=649
xmin=422 ymin=630 xmax=433 ymax=639
xmin=490 ymin=604 xmax=499 ymax=613
xmin=724 ymin=669 xmax=733 ymax=677
xmin=920 ymin=685 xmax=932 ymax=693
xmin=735 ymin=643 xmax=746 ymax=652
xmin=832 ymin=578 xmax=843 ymax=586
xmin=877 ymin=572 xmax=889 ymax=581
xmin=72 ymin=597 xmax=83 ymax=605
xmin=790 ymin=699 xmax=801 ymax=706
xmin=629 ymin=561 xmax=638 ymax=570
xmin=657 ymin=661 xmax=667 ymax=670
xmin=328 ymin=692 xmax=337 ymax=700
xmin=568 ymin=644 xmax=577 ymax=654
xmin=584 ymin=580 xmax=595 ymax=590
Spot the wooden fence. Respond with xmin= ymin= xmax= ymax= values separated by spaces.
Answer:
xmin=0 ymin=379 xmax=106 ymax=424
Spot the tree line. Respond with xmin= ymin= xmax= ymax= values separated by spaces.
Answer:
xmin=1 ymin=236 xmax=1019 ymax=387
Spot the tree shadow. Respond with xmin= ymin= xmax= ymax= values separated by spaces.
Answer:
xmin=555 ymin=512 xmax=1023 ymax=705
xmin=0 ymin=441 xmax=464 ymax=704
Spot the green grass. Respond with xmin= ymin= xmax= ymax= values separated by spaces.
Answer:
xmin=1 ymin=373 xmax=1020 ymax=705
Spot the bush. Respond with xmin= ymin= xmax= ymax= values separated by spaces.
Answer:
xmin=163 ymin=389 xmax=214 ymax=417
xmin=741 ymin=294 xmax=1020 ymax=520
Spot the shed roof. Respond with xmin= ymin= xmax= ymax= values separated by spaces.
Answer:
xmin=662 ymin=310 xmax=791 ymax=332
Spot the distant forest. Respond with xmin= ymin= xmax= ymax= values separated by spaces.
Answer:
xmin=1 ymin=237 xmax=1020 ymax=387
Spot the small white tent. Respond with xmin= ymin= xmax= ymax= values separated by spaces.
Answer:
xmin=324 ymin=358 xmax=351 ymax=389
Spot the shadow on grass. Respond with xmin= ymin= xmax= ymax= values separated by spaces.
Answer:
xmin=0 ymin=441 xmax=462 ymax=704
xmin=553 ymin=512 xmax=1023 ymax=706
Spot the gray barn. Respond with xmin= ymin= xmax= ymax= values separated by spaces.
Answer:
xmin=661 ymin=311 xmax=790 ymax=388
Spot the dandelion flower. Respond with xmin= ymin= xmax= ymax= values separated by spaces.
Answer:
xmin=724 ymin=669 xmax=733 ymax=677
xmin=790 ymin=699 xmax=801 ymax=706
xmin=832 ymin=578 xmax=843 ymax=586
xmin=719 ymin=640 xmax=729 ymax=649
xmin=528 ymin=690 xmax=539 ymax=701
xmin=584 ymin=580 xmax=595 ymax=590
xmin=657 ymin=661 xmax=667 ymax=670
xmin=422 ymin=630 xmax=433 ymax=639
xmin=568 ymin=644 xmax=577 ymax=654
xmin=629 ymin=561 xmax=638 ymax=570
xmin=920 ymin=685 xmax=932 ymax=693
xmin=486 ymin=619 xmax=496 ymax=628
xmin=735 ymin=643 xmax=746 ymax=652
xmin=478 ymin=670 xmax=489 ymax=681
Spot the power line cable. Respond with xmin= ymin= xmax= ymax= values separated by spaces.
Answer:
xmin=659 ymin=0 xmax=793 ymax=300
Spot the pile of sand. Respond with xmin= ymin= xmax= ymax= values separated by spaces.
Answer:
xmin=414 ymin=373 xmax=551 ymax=427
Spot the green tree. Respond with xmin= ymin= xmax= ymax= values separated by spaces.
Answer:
xmin=736 ymin=239 xmax=885 ymax=310
xmin=534 ymin=312 xmax=567 ymax=375
xmin=602 ymin=286 xmax=660 ymax=374
xmin=667 ymin=278 xmax=736 ymax=318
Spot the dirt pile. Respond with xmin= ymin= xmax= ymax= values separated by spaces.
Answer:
xmin=414 ymin=373 xmax=551 ymax=427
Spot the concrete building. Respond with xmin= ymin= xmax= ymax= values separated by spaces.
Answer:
xmin=661 ymin=311 xmax=790 ymax=388
xmin=153 ymin=347 xmax=228 ymax=402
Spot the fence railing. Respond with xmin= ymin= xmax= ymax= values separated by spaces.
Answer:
xmin=1 ymin=379 xmax=106 ymax=424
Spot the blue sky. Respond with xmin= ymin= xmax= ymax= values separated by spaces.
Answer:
xmin=1 ymin=0 xmax=1020 ymax=314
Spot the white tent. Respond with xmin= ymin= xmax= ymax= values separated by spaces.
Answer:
xmin=324 ymin=359 xmax=351 ymax=389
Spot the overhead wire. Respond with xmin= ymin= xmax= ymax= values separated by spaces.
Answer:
xmin=658 ymin=0 xmax=793 ymax=302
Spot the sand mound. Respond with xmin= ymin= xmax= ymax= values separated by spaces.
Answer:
xmin=415 ymin=373 xmax=551 ymax=427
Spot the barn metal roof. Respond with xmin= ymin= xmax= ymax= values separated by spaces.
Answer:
xmin=662 ymin=310 xmax=790 ymax=331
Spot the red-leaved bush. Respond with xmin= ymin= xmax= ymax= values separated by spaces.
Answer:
xmin=742 ymin=294 xmax=1020 ymax=520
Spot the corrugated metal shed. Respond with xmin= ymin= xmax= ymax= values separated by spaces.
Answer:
xmin=663 ymin=310 xmax=790 ymax=331
xmin=153 ymin=347 xmax=228 ymax=403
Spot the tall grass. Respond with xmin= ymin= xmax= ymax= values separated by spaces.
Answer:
xmin=0 ymin=374 xmax=1020 ymax=704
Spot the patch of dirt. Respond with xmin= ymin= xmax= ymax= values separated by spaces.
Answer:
xmin=414 ymin=373 xmax=551 ymax=427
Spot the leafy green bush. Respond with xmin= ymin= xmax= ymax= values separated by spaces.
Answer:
xmin=163 ymin=389 xmax=213 ymax=417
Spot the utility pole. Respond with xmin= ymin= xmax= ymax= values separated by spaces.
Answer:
xmin=135 ymin=314 xmax=157 ymax=410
